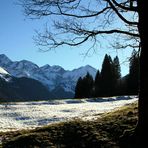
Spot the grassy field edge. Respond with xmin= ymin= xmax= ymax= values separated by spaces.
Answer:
xmin=0 ymin=101 xmax=138 ymax=148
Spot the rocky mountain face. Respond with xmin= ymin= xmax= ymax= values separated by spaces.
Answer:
xmin=0 ymin=54 xmax=97 ymax=99
xmin=0 ymin=67 xmax=54 ymax=101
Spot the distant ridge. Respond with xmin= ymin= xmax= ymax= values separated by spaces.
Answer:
xmin=0 ymin=54 xmax=97 ymax=99
xmin=0 ymin=67 xmax=54 ymax=101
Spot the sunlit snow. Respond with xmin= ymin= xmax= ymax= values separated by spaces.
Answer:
xmin=0 ymin=96 xmax=137 ymax=132
xmin=0 ymin=67 xmax=9 ymax=75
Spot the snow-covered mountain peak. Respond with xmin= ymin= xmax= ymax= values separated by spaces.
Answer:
xmin=41 ymin=64 xmax=66 ymax=74
xmin=52 ymin=65 xmax=62 ymax=69
xmin=40 ymin=64 xmax=51 ymax=70
xmin=0 ymin=54 xmax=97 ymax=95
xmin=84 ymin=65 xmax=96 ymax=69
xmin=0 ymin=54 xmax=12 ymax=65
xmin=66 ymin=65 xmax=97 ymax=80
xmin=51 ymin=65 xmax=65 ymax=73
xmin=19 ymin=60 xmax=39 ymax=69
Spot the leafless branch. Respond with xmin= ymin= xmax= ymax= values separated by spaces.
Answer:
xmin=21 ymin=0 xmax=139 ymax=51
xmin=106 ymin=0 xmax=138 ymax=25
xmin=111 ymin=0 xmax=138 ymax=12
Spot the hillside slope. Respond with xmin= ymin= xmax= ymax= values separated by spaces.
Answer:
xmin=0 ymin=67 xmax=54 ymax=101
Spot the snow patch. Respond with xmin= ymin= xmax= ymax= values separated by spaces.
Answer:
xmin=0 ymin=96 xmax=138 ymax=132
xmin=0 ymin=67 xmax=9 ymax=75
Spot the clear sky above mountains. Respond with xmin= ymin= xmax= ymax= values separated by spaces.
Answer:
xmin=0 ymin=0 xmax=133 ymax=76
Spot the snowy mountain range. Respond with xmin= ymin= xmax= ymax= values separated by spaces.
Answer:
xmin=0 ymin=54 xmax=97 ymax=98
xmin=0 ymin=67 xmax=54 ymax=101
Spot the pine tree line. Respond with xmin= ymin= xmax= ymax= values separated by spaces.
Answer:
xmin=75 ymin=50 xmax=139 ymax=98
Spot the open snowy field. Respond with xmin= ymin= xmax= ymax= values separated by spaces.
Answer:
xmin=0 ymin=96 xmax=138 ymax=132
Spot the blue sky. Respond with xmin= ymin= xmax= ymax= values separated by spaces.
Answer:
xmin=0 ymin=0 xmax=133 ymax=76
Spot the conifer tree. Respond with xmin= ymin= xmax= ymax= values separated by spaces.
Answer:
xmin=82 ymin=72 xmax=94 ymax=98
xmin=94 ymin=70 xmax=101 ymax=97
xmin=128 ymin=50 xmax=140 ymax=95
xmin=100 ymin=54 xmax=116 ymax=96
xmin=75 ymin=73 xmax=94 ymax=98
xmin=113 ymin=56 xmax=121 ymax=95
xmin=113 ymin=56 xmax=121 ymax=80
xmin=74 ymin=77 xmax=83 ymax=98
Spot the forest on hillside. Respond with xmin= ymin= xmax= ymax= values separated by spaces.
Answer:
xmin=75 ymin=50 xmax=139 ymax=98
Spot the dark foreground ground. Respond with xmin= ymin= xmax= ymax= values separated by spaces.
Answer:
xmin=0 ymin=102 xmax=138 ymax=148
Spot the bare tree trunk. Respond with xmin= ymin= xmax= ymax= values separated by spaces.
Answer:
xmin=135 ymin=0 xmax=148 ymax=146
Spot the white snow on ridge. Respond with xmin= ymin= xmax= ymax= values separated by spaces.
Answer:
xmin=0 ymin=96 xmax=138 ymax=132
xmin=0 ymin=67 xmax=11 ymax=82
xmin=0 ymin=67 xmax=9 ymax=75
xmin=63 ymin=65 xmax=97 ymax=81
xmin=0 ymin=54 xmax=97 ymax=93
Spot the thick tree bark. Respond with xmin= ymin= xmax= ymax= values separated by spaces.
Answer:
xmin=135 ymin=0 xmax=148 ymax=147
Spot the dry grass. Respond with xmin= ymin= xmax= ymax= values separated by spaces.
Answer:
xmin=0 ymin=102 xmax=138 ymax=148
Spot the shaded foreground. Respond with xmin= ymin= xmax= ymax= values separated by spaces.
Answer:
xmin=0 ymin=101 xmax=138 ymax=148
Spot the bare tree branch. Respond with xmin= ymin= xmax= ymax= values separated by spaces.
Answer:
xmin=34 ymin=26 xmax=139 ymax=51
xmin=106 ymin=0 xmax=138 ymax=25
xmin=21 ymin=0 xmax=139 ymax=51
xmin=57 ymin=4 xmax=111 ymax=18
xmin=111 ymin=0 xmax=138 ymax=12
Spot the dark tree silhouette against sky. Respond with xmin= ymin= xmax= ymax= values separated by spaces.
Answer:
xmin=21 ymin=0 xmax=147 ymax=146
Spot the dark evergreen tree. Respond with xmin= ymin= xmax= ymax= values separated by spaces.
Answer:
xmin=75 ymin=73 xmax=94 ymax=98
xmin=94 ymin=70 xmax=101 ymax=97
xmin=75 ymin=55 xmax=127 ymax=98
xmin=113 ymin=56 xmax=121 ymax=80
xmin=82 ymin=72 xmax=94 ymax=98
xmin=100 ymin=54 xmax=116 ymax=96
xmin=113 ymin=56 xmax=121 ymax=95
xmin=74 ymin=77 xmax=83 ymax=98
xmin=127 ymin=50 xmax=140 ymax=95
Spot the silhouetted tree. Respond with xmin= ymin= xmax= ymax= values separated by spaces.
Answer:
xmin=83 ymin=72 xmax=94 ymax=98
xmin=118 ymin=74 xmax=129 ymax=95
xmin=99 ymin=54 xmax=116 ymax=96
xmin=113 ymin=56 xmax=121 ymax=95
xmin=94 ymin=70 xmax=101 ymax=97
xmin=21 ymin=0 xmax=147 ymax=146
xmin=127 ymin=50 xmax=140 ymax=95
xmin=74 ymin=77 xmax=83 ymax=98
xmin=75 ymin=73 xmax=94 ymax=98
xmin=113 ymin=56 xmax=121 ymax=80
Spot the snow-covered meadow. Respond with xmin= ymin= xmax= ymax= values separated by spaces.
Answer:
xmin=0 ymin=96 xmax=138 ymax=132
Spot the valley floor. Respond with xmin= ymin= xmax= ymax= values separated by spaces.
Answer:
xmin=0 ymin=98 xmax=138 ymax=148
xmin=0 ymin=96 xmax=137 ymax=132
